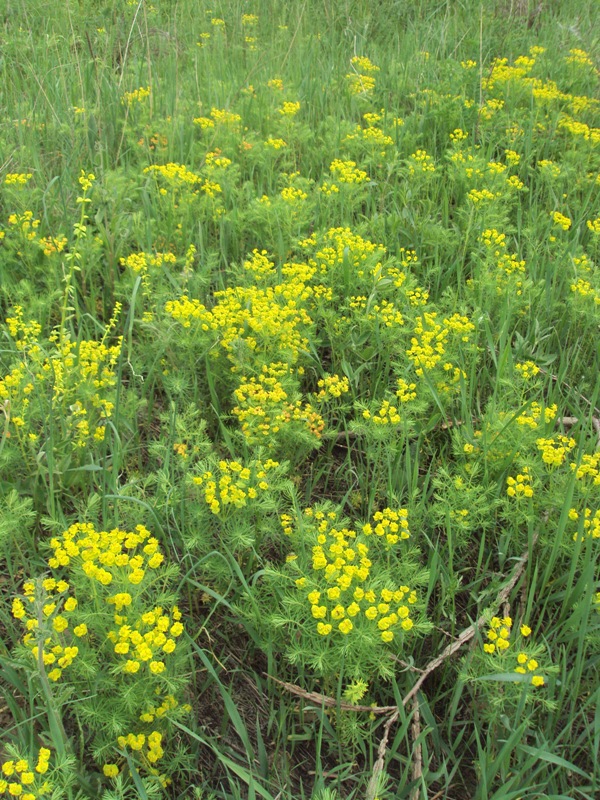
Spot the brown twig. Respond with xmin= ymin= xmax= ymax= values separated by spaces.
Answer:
xmin=265 ymin=675 xmax=397 ymax=715
xmin=540 ymin=367 xmax=600 ymax=416
xmin=409 ymin=696 xmax=422 ymax=800
xmin=558 ymin=415 xmax=600 ymax=450
xmin=365 ymin=533 xmax=537 ymax=800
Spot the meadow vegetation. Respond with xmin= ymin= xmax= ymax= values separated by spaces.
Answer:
xmin=0 ymin=0 xmax=599 ymax=798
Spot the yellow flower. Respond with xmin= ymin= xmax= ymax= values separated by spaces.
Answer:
xmin=316 ymin=622 xmax=332 ymax=635
xmin=338 ymin=619 xmax=353 ymax=634
xmin=103 ymin=764 xmax=119 ymax=778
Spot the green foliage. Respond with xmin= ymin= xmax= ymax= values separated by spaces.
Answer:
xmin=1 ymin=0 xmax=599 ymax=798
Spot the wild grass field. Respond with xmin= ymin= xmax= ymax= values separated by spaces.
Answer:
xmin=1 ymin=0 xmax=599 ymax=798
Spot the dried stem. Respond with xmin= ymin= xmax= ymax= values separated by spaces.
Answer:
xmin=365 ymin=533 xmax=537 ymax=800
xmin=265 ymin=675 xmax=397 ymax=715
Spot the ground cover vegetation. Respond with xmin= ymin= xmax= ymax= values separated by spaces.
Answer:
xmin=0 ymin=0 xmax=599 ymax=797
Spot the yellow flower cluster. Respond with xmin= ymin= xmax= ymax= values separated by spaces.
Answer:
xmin=278 ymin=101 xmax=300 ymax=117
xmin=193 ymin=458 xmax=279 ymax=514
xmin=449 ymin=128 xmax=469 ymax=142
xmin=37 ymin=235 xmax=68 ymax=256
xmin=565 ymin=48 xmax=595 ymax=68
xmin=506 ymin=467 xmax=534 ymax=498
xmin=163 ymin=295 xmax=211 ymax=329
xmin=569 ymin=508 xmax=600 ymax=541
xmin=384 ymin=247 xmax=418 ymax=289
xmin=139 ymin=692 xmax=186 ymax=723
xmin=242 ymin=249 xmax=275 ymax=277
xmin=107 ymin=604 xmax=183 ymax=676
xmin=264 ymin=137 xmax=287 ymax=150
xmin=314 ymin=374 xmax=350 ymax=401
xmin=516 ymin=402 xmax=557 ymax=429
xmin=515 ymin=653 xmax=545 ymax=686
xmin=1 ymin=309 xmax=121 ymax=448
xmin=558 ymin=116 xmax=600 ymax=145
xmin=204 ymin=149 xmax=232 ymax=169
xmin=468 ymin=188 xmax=497 ymax=204
xmin=0 ymin=749 xmax=51 ymax=799
xmin=570 ymin=453 xmax=600 ymax=485
xmin=4 ymin=172 xmax=32 ymax=185
xmin=50 ymin=521 xmax=162 ymax=580
xmin=297 ymin=508 xmax=416 ymax=641
xmin=482 ymin=54 xmax=537 ymax=91
xmin=13 ymin=578 xmax=83 ymax=682
xmin=193 ymin=107 xmax=243 ymax=129
xmin=363 ymin=400 xmax=401 ymax=425
xmin=166 ymin=284 xmax=311 ymax=369
xmin=406 ymin=287 xmax=429 ymax=306
xmin=587 ymin=217 xmax=600 ymax=235
xmin=350 ymin=55 xmax=380 ymax=74
xmin=570 ymin=278 xmax=600 ymax=303
xmin=346 ymin=73 xmax=376 ymax=95
xmin=536 ymin=435 xmax=576 ymax=467
xmin=538 ymin=159 xmax=561 ymax=178
xmin=346 ymin=56 xmax=378 ymax=96
xmin=408 ymin=149 xmax=436 ymax=174
xmin=5 ymin=306 xmax=42 ymax=348
xmin=143 ymin=162 xmax=200 ymax=186
xmin=483 ymin=616 xmax=513 ymax=653
xmin=7 ymin=210 xmax=40 ymax=240
xmin=363 ymin=508 xmax=410 ymax=545
xmin=308 ymin=227 xmax=384 ymax=280
xmin=344 ymin=124 xmax=393 ymax=151
xmin=13 ymin=511 xmax=186 ymax=778
xmin=504 ymin=150 xmax=521 ymax=165
xmin=506 ymin=173 xmax=526 ymax=191
xmin=396 ymin=378 xmax=417 ymax=403
xmin=117 ymin=730 xmax=164 ymax=764
xmin=443 ymin=313 xmax=475 ymax=341
xmin=362 ymin=110 xmax=382 ymax=125
xmin=407 ymin=313 xmax=448 ymax=376
xmin=121 ymin=251 xmax=176 ymax=275
xmin=320 ymin=181 xmax=339 ymax=195
xmin=552 ymin=211 xmax=572 ymax=231
xmin=486 ymin=161 xmax=507 ymax=176
xmin=232 ymin=370 xmax=324 ymax=443
xmin=329 ymin=159 xmax=368 ymax=184
xmin=483 ymin=618 xmax=545 ymax=686
xmin=122 ymin=86 xmax=151 ymax=105
xmin=515 ymin=361 xmax=540 ymax=380
xmin=281 ymin=186 xmax=308 ymax=203
xmin=369 ymin=299 xmax=404 ymax=327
